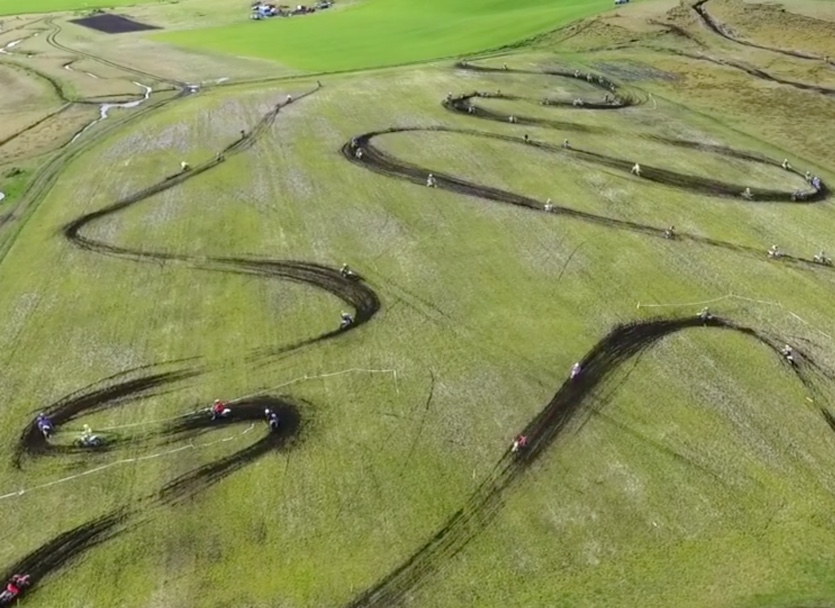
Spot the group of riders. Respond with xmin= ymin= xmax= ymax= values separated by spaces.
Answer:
xmin=5 ymin=407 xmax=292 ymax=602
xmin=634 ymin=158 xmax=823 ymax=203
xmin=339 ymin=264 xmax=358 ymax=328
xmin=510 ymin=361 xmax=583 ymax=455
xmin=30 ymin=261 xmax=363 ymax=448
xmin=210 ymin=400 xmax=280 ymax=432
xmin=32 ymin=396 xmax=287 ymax=449
xmin=34 ymin=412 xmax=105 ymax=448
xmin=767 ymin=244 xmax=831 ymax=265
xmin=660 ymin=228 xmax=829 ymax=265
xmin=509 ymin=308 xmax=801 ymax=455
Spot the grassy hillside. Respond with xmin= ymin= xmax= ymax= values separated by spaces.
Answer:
xmin=153 ymin=0 xmax=621 ymax=72
xmin=1 ymin=56 xmax=835 ymax=607
xmin=1 ymin=0 xmax=835 ymax=607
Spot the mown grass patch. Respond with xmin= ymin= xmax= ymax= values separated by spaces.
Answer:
xmin=0 ymin=0 xmax=164 ymax=17
xmin=155 ymin=0 xmax=620 ymax=72
xmin=0 ymin=166 xmax=29 ymax=205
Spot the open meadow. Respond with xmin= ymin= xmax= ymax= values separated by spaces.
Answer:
xmin=152 ymin=0 xmax=622 ymax=72
xmin=1 ymin=0 xmax=835 ymax=607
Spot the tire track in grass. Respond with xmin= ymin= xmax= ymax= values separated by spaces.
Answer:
xmin=693 ymin=0 xmax=835 ymax=67
xmin=338 ymin=64 xmax=835 ymax=607
xmin=672 ymin=49 xmax=835 ymax=97
xmin=0 ymin=15 xmax=195 ymax=261
xmin=0 ymin=105 xmax=72 ymax=149
xmin=0 ymin=86 xmax=380 ymax=605
xmin=343 ymin=316 xmax=832 ymax=608
xmin=44 ymin=17 xmax=180 ymax=87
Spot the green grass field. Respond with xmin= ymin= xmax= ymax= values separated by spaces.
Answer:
xmin=2 ymin=0 xmax=835 ymax=607
xmin=0 ymin=0 xmax=163 ymax=17
xmin=153 ymin=0 xmax=622 ymax=72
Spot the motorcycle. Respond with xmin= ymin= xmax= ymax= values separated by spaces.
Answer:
xmin=74 ymin=433 xmax=106 ymax=448
xmin=37 ymin=420 xmax=54 ymax=439
xmin=0 ymin=575 xmax=30 ymax=606
xmin=340 ymin=265 xmax=360 ymax=281
xmin=0 ymin=589 xmax=23 ymax=605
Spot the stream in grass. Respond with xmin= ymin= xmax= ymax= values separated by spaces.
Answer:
xmin=71 ymin=82 xmax=153 ymax=144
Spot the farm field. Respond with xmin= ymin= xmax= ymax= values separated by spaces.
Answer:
xmin=0 ymin=0 xmax=163 ymax=17
xmin=1 ymin=0 xmax=835 ymax=607
xmin=152 ymin=0 xmax=624 ymax=72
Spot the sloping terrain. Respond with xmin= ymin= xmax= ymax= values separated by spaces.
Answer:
xmin=1 ymin=0 xmax=835 ymax=607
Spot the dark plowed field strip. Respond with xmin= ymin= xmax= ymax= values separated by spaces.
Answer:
xmin=69 ymin=13 xmax=160 ymax=35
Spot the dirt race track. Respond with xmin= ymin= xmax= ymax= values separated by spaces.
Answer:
xmin=2 ymin=1 xmax=835 ymax=606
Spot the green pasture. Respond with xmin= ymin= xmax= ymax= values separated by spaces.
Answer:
xmin=0 ymin=167 xmax=30 ymax=205
xmin=154 ymin=0 xmax=622 ymax=72
xmin=1 ymin=37 xmax=835 ymax=608
xmin=0 ymin=0 xmax=163 ymax=17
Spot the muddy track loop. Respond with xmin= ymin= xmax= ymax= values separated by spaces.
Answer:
xmin=337 ymin=64 xmax=835 ymax=607
xmin=346 ymin=65 xmax=828 ymax=268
